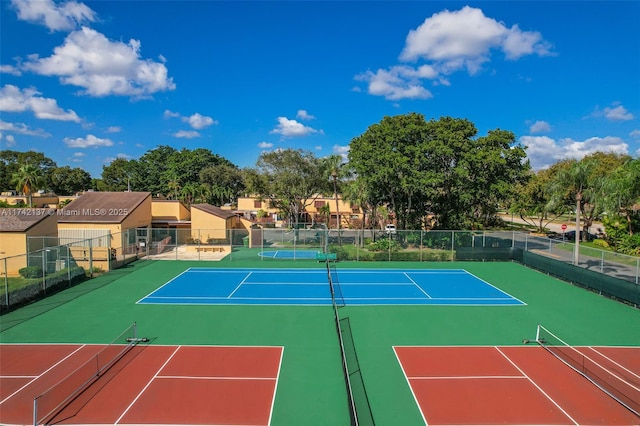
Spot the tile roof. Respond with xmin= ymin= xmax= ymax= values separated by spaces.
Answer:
xmin=191 ymin=203 xmax=237 ymax=219
xmin=0 ymin=209 xmax=56 ymax=232
xmin=58 ymin=191 xmax=151 ymax=223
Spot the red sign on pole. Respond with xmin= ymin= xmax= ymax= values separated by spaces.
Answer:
xmin=561 ymin=224 xmax=567 ymax=231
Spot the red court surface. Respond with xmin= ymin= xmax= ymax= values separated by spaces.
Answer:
xmin=0 ymin=343 xmax=283 ymax=425
xmin=394 ymin=345 xmax=640 ymax=426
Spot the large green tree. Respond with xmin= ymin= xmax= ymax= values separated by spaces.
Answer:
xmin=199 ymin=163 xmax=245 ymax=206
xmin=101 ymin=158 xmax=139 ymax=192
xmin=1 ymin=150 xmax=57 ymax=191
xmin=510 ymin=164 xmax=565 ymax=233
xmin=602 ymin=157 xmax=640 ymax=236
xmin=49 ymin=166 xmax=92 ymax=195
xmin=349 ymin=114 xmax=529 ymax=229
xmin=244 ymin=149 xmax=329 ymax=226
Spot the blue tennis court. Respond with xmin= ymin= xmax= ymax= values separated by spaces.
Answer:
xmin=137 ymin=268 xmax=525 ymax=306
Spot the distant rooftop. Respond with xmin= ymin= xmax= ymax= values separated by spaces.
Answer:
xmin=58 ymin=191 xmax=151 ymax=223
xmin=191 ymin=203 xmax=236 ymax=219
xmin=0 ymin=209 xmax=55 ymax=232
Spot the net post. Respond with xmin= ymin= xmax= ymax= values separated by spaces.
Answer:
xmin=33 ymin=397 xmax=37 ymax=426
xmin=535 ymin=324 xmax=541 ymax=342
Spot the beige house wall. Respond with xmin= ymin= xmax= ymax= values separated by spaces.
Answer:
xmin=0 ymin=195 xmax=59 ymax=208
xmin=0 ymin=214 xmax=58 ymax=277
xmin=238 ymin=195 xmax=363 ymax=226
xmin=190 ymin=208 xmax=231 ymax=241
xmin=237 ymin=197 xmax=278 ymax=214
xmin=152 ymin=200 xmax=190 ymax=221
xmin=0 ymin=233 xmax=28 ymax=277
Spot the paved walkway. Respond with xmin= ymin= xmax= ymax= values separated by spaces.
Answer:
xmin=499 ymin=214 xmax=603 ymax=235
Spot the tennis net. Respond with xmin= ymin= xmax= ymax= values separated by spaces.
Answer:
xmin=33 ymin=322 xmax=143 ymax=425
xmin=325 ymin=261 xmax=375 ymax=425
xmin=536 ymin=324 xmax=640 ymax=417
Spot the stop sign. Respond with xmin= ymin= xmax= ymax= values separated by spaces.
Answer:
xmin=561 ymin=224 xmax=567 ymax=231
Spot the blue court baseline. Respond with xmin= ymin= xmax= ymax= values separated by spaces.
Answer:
xmin=137 ymin=268 xmax=525 ymax=306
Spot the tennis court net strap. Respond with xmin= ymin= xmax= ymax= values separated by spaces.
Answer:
xmin=536 ymin=324 xmax=640 ymax=417
xmin=33 ymin=322 xmax=140 ymax=425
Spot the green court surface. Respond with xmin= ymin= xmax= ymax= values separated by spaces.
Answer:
xmin=1 ymin=259 xmax=639 ymax=425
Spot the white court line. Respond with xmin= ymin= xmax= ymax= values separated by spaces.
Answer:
xmin=0 ymin=344 xmax=87 ymax=405
xmin=462 ymin=269 xmax=527 ymax=305
xmin=404 ymin=272 xmax=432 ymax=298
xmin=588 ymin=346 xmax=640 ymax=382
xmin=392 ymin=346 xmax=430 ymax=426
xmin=156 ymin=375 xmax=277 ymax=380
xmin=114 ymin=346 xmax=181 ymax=424
xmin=268 ymin=347 xmax=284 ymax=426
xmin=228 ymin=272 xmax=252 ymax=298
xmin=135 ymin=269 xmax=192 ymax=304
xmin=495 ymin=346 xmax=579 ymax=425
xmin=407 ymin=375 xmax=526 ymax=380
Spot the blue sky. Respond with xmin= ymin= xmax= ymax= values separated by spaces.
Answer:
xmin=1 ymin=1 xmax=639 ymax=177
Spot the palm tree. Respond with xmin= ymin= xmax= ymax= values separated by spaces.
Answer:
xmin=323 ymin=155 xmax=344 ymax=231
xmin=13 ymin=163 xmax=44 ymax=207
xmin=547 ymin=158 xmax=597 ymax=265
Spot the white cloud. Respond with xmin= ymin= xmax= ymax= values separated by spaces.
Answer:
xmin=0 ymin=84 xmax=80 ymax=121
xmin=0 ymin=120 xmax=51 ymax=137
xmin=70 ymin=151 xmax=84 ymax=162
xmin=163 ymin=109 xmax=180 ymax=119
xmin=105 ymin=126 xmax=121 ymax=133
xmin=521 ymin=135 xmax=629 ymax=170
xmin=173 ymin=130 xmax=200 ymax=139
xmin=64 ymin=134 xmax=114 ymax=148
xmin=270 ymin=117 xmax=320 ymax=138
xmin=23 ymin=27 xmax=175 ymax=97
xmin=333 ymin=144 xmax=350 ymax=162
xmin=630 ymin=129 xmax=640 ymax=139
xmin=529 ymin=120 xmax=551 ymax=134
xmin=2 ymin=134 xmax=17 ymax=147
xmin=11 ymin=0 xmax=96 ymax=31
xmin=355 ymin=66 xmax=433 ymax=101
xmin=296 ymin=110 xmax=315 ymax=120
xmin=165 ymin=110 xmax=217 ymax=130
xmin=258 ymin=141 xmax=273 ymax=149
xmin=400 ymin=6 xmax=552 ymax=65
xmin=604 ymin=105 xmax=634 ymax=121
xmin=0 ymin=65 xmax=21 ymax=76
xmin=183 ymin=113 xmax=216 ymax=130
xmin=357 ymin=6 xmax=552 ymax=101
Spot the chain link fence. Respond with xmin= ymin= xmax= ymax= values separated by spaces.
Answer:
xmin=2 ymin=228 xmax=638 ymax=313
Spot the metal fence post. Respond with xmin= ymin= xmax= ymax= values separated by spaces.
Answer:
xmin=3 ymin=257 xmax=8 ymax=307
xmin=451 ymin=231 xmax=455 ymax=260
xmin=89 ymin=238 xmax=94 ymax=278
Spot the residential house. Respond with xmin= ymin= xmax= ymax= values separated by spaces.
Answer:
xmin=57 ymin=192 xmax=152 ymax=270
xmin=0 ymin=208 xmax=58 ymax=276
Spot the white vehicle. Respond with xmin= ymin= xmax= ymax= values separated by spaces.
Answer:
xmin=384 ymin=224 xmax=396 ymax=234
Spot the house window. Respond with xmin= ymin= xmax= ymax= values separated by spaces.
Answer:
xmin=254 ymin=200 xmax=262 ymax=208
xmin=352 ymin=206 xmax=360 ymax=213
xmin=315 ymin=201 xmax=326 ymax=208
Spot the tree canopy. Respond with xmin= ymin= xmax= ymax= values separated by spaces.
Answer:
xmin=349 ymin=113 xmax=530 ymax=229
xmin=243 ymin=148 xmax=331 ymax=225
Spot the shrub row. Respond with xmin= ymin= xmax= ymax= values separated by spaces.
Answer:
xmin=7 ymin=266 xmax=87 ymax=308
